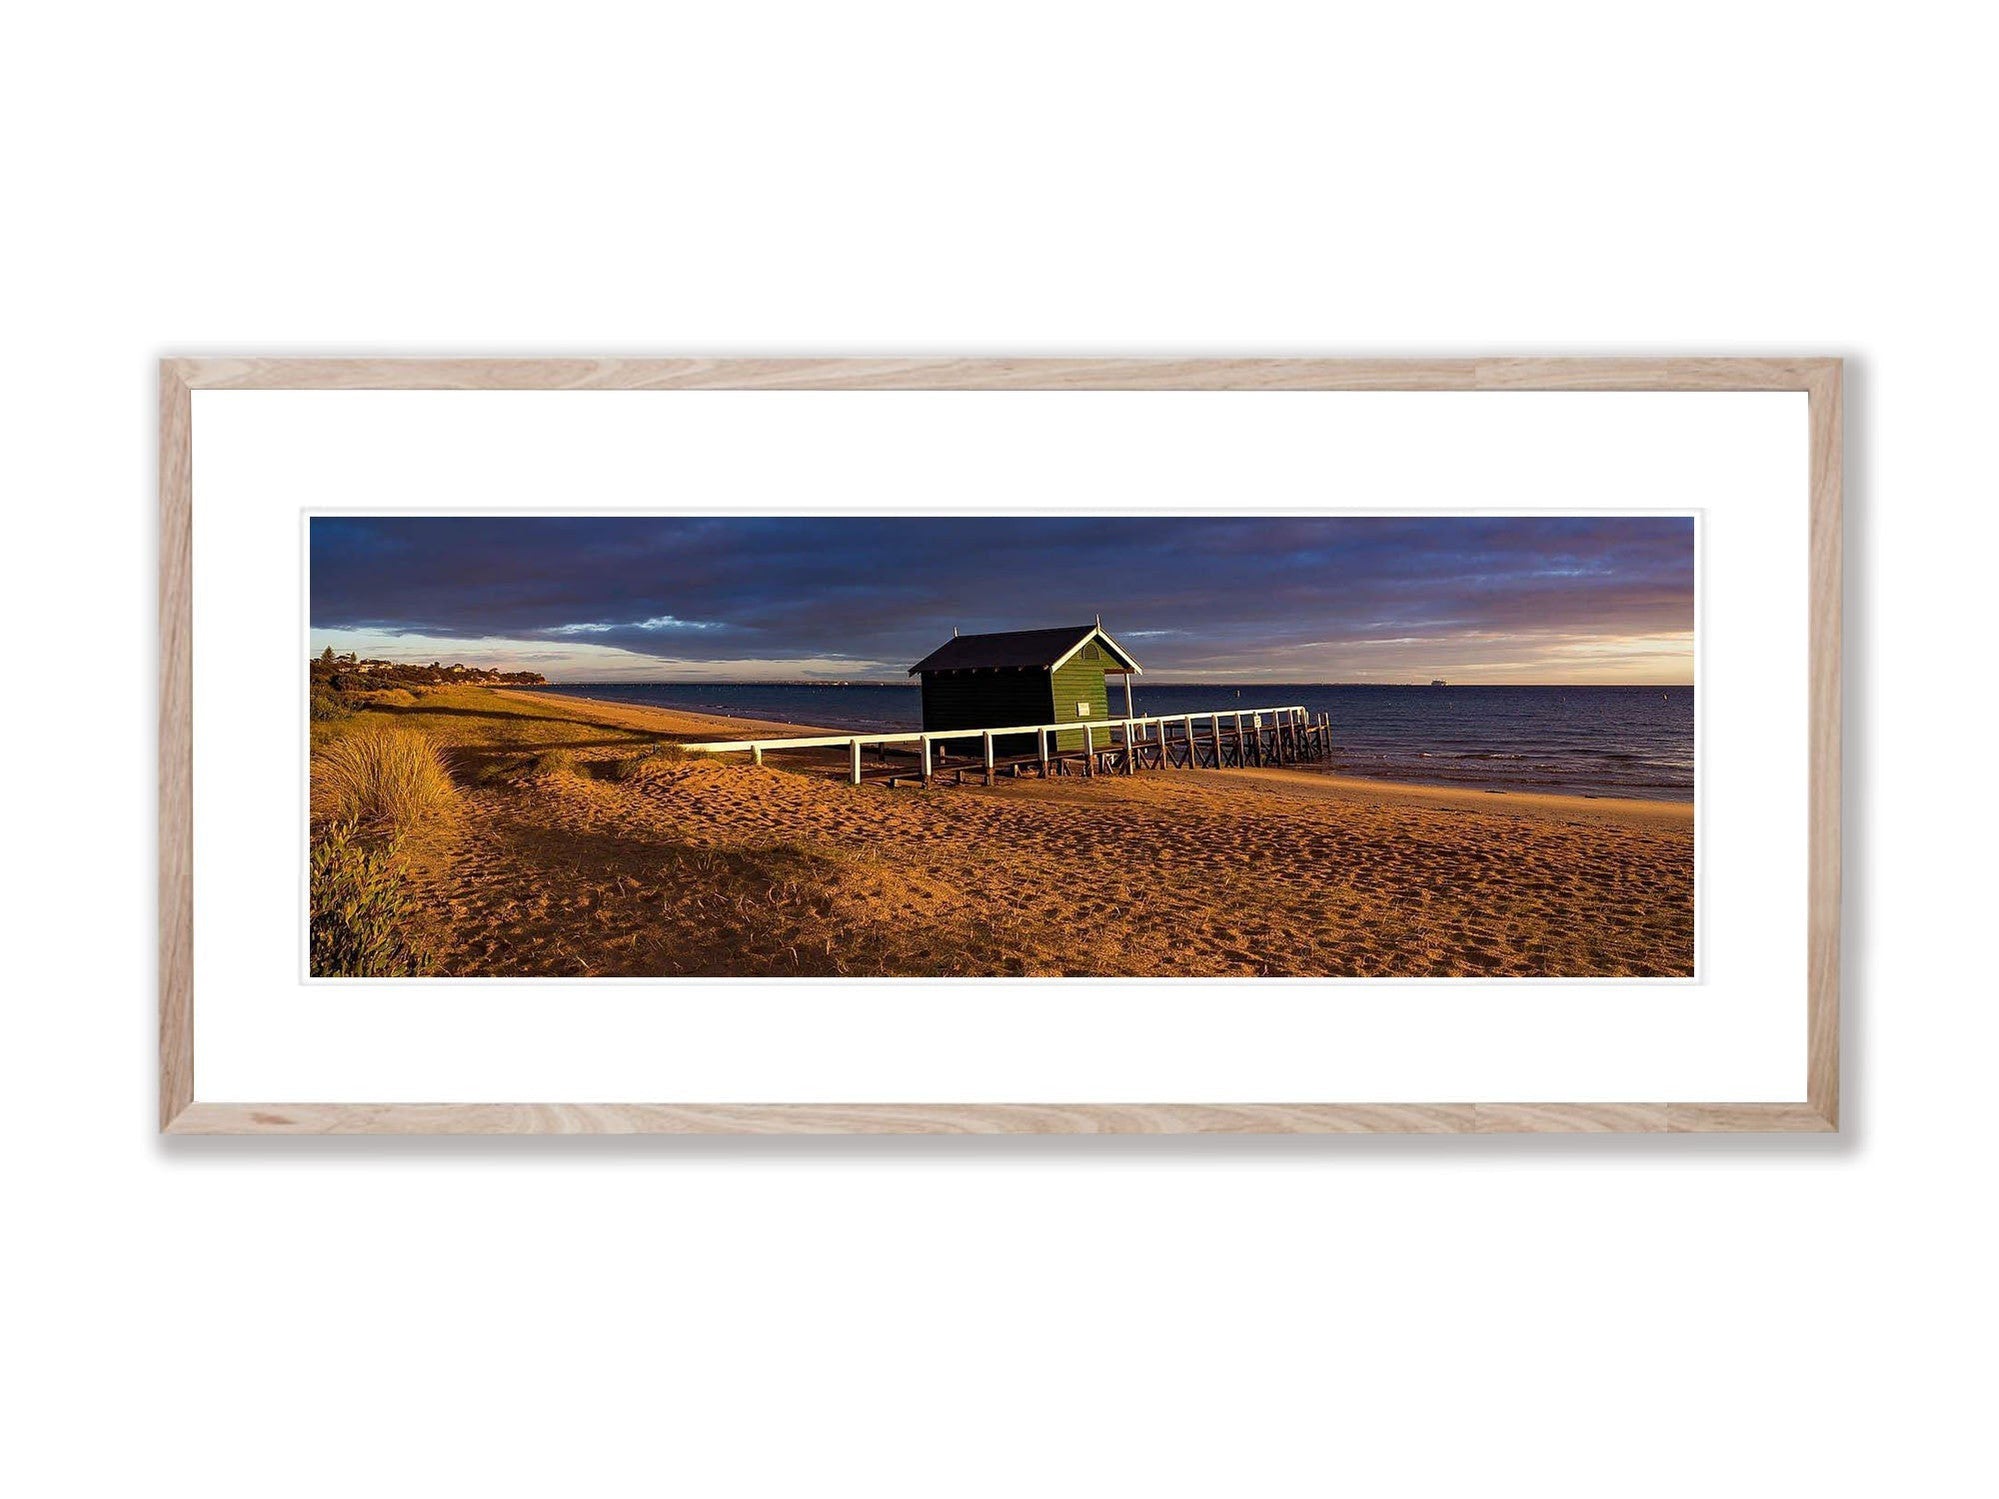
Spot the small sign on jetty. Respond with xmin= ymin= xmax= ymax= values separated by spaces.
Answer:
xmin=682 ymin=621 xmax=1333 ymax=786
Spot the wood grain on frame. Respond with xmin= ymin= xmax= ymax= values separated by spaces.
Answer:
xmin=158 ymin=357 xmax=1842 ymax=1136
xmin=169 ymin=355 xmax=1836 ymax=394
xmin=1806 ymin=361 xmax=1843 ymax=1128
xmin=160 ymin=362 xmax=193 ymax=1131
xmin=163 ymin=1101 xmax=1834 ymax=1135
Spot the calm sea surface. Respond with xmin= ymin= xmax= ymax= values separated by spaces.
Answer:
xmin=536 ymin=682 xmax=1695 ymax=801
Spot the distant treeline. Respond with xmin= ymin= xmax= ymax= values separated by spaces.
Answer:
xmin=312 ymin=649 xmax=546 ymax=691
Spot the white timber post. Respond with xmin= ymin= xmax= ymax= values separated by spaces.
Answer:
xmin=920 ymin=735 xmax=932 ymax=785
xmin=1038 ymin=726 xmax=1049 ymax=777
xmin=1182 ymin=715 xmax=1193 ymax=768
xmin=982 ymin=729 xmax=995 ymax=786
xmin=752 ymin=744 xmax=763 ymax=768
xmin=850 ymin=738 xmax=863 ymax=786
xmin=1123 ymin=673 xmax=1135 ymax=721
xmin=1083 ymin=722 xmax=1094 ymax=776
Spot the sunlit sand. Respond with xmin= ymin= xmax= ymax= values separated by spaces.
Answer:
xmin=312 ymin=685 xmax=1694 ymax=978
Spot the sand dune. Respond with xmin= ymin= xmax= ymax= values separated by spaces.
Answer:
xmin=315 ymin=686 xmax=1694 ymax=978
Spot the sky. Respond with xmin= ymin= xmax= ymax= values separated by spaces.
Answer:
xmin=308 ymin=516 xmax=1695 ymax=684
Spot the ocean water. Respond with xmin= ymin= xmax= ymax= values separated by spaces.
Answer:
xmin=536 ymin=681 xmax=1695 ymax=801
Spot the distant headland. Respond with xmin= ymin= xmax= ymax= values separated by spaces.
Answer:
xmin=311 ymin=649 xmax=544 ymax=705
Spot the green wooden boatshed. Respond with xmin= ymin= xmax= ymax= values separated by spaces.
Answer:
xmin=908 ymin=620 xmax=1143 ymax=755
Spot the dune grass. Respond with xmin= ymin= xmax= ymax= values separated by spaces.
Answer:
xmin=311 ymin=725 xmax=456 ymax=831
xmin=596 ymin=743 xmax=687 ymax=782
xmin=526 ymin=747 xmax=576 ymax=777
xmin=307 ymin=727 xmax=454 ymax=975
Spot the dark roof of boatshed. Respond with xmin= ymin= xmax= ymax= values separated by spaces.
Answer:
xmin=907 ymin=624 xmax=1143 ymax=676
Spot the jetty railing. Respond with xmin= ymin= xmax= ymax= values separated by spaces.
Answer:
xmin=681 ymin=705 xmax=1332 ymax=786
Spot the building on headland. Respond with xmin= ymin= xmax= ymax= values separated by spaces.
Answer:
xmin=908 ymin=620 xmax=1142 ymax=753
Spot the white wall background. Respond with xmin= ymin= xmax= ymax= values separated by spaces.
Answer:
xmin=3 ymin=4 xmax=1989 ymax=1496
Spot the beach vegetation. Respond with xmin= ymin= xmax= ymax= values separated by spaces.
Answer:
xmin=312 ymin=725 xmax=456 ymax=831
xmin=527 ymin=748 xmax=575 ymax=777
xmin=596 ymin=743 xmax=686 ymax=781
xmin=454 ymin=754 xmax=523 ymax=788
xmin=309 ymin=821 xmax=432 ymax=977
xmin=310 ymin=683 xmax=352 ymax=721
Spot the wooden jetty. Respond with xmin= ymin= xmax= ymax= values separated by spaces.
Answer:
xmin=681 ymin=705 xmax=1333 ymax=788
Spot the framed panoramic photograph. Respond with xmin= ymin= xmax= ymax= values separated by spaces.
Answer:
xmin=159 ymin=358 xmax=1840 ymax=1134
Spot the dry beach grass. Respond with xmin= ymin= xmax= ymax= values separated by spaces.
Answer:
xmin=306 ymin=685 xmax=1695 ymax=978
xmin=310 ymin=723 xmax=457 ymax=830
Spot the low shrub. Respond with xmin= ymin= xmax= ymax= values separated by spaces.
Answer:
xmin=313 ymin=725 xmax=455 ymax=830
xmin=596 ymin=743 xmax=687 ymax=782
xmin=526 ymin=748 xmax=575 ymax=777
xmin=309 ymin=821 xmax=432 ymax=977
xmin=309 ymin=684 xmax=352 ymax=721
xmin=456 ymin=754 xmax=520 ymax=788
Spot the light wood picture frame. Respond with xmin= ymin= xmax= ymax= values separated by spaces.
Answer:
xmin=159 ymin=357 xmax=1841 ymax=1135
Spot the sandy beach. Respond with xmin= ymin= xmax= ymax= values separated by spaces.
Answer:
xmin=311 ymin=685 xmax=1695 ymax=978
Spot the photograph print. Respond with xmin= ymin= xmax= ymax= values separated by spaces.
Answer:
xmin=307 ymin=515 xmax=1695 ymax=980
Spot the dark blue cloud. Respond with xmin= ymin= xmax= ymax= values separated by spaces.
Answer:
xmin=309 ymin=516 xmax=1694 ymax=681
